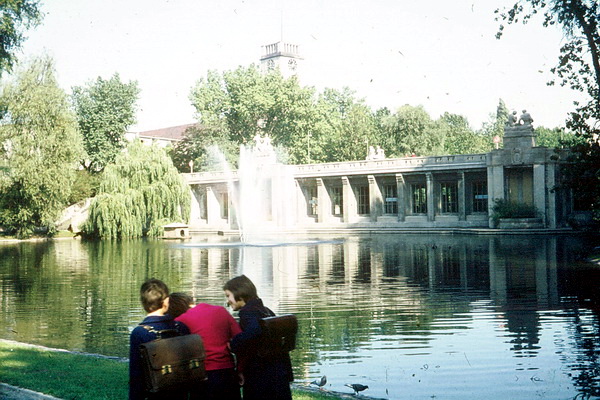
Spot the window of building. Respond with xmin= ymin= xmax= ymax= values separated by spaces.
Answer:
xmin=383 ymin=184 xmax=398 ymax=214
xmin=440 ymin=182 xmax=458 ymax=213
xmin=411 ymin=183 xmax=427 ymax=214
xmin=357 ymin=185 xmax=370 ymax=215
xmin=331 ymin=186 xmax=343 ymax=216
xmin=472 ymin=181 xmax=488 ymax=213
xmin=307 ymin=186 xmax=318 ymax=216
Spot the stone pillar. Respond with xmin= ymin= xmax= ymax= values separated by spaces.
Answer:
xmin=316 ymin=178 xmax=330 ymax=224
xmin=295 ymin=180 xmax=306 ymax=225
xmin=487 ymin=164 xmax=504 ymax=228
xmin=188 ymin=185 xmax=202 ymax=227
xmin=396 ymin=173 xmax=406 ymax=222
xmin=368 ymin=175 xmax=382 ymax=222
xmin=206 ymin=186 xmax=220 ymax=226
xmin=546 ymin=164 xmax=557 ymax=229
xmin=458 ymin=172 xmax=466 ymax=221
xmin=342 ymin=176 xmax=354 ymax=223
xmin=533 ymin=163 xmax=547 ymax=226
xmin=426 ymin=172 xmax=435 ymax=222
xmin=229 ymin=183 xmax=238 ymax=230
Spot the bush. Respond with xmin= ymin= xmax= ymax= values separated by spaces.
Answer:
xmin=491 ymin=199 xmax=538 ymax=226
xmin=68 ymin=170 xmax=102 ymax=205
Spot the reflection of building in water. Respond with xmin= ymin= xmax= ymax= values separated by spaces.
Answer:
xmin=224 ymin=235 xmax=572 ymax=355
xmin=185 ymin=119 xmax=575 ymax=232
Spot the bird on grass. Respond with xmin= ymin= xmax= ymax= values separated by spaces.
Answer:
xmin=310 ymin=375 xmax=327 ymax=390
xmin=345 ymin=383 xmax=369 ymax=395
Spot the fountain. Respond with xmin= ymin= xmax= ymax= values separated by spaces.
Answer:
xmin=234 ymin=134 xmax=297 ymax=242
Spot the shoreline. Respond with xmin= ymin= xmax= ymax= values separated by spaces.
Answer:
xmin=0 ymin=339 xmax=386 ymax=400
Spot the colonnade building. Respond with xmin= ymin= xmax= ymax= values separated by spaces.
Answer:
xmin=183 ymin=122 xmax=573 ymax=233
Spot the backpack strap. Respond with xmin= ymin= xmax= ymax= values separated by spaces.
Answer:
xmin=140 ymin=325 xmax=179 ymax=340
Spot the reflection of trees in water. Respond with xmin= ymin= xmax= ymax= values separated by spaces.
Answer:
xmin=2 ymin=234 xmax=600 ymax=396
xmin=566 ymin=309 xmax=600 ymax=398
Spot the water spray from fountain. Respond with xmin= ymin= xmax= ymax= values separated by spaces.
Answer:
xmin=205 ymin=133 xmax=297 ymax=243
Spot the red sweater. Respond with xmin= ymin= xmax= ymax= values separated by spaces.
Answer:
xmin=176 ymin=303 xmax=242 ymax=371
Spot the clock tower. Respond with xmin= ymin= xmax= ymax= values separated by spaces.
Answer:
xmin=260 ymin=41 xmax=302 ymax=78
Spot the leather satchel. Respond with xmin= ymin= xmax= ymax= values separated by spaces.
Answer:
xmin=139 ymin=329 xmax=207 ymax=393
xmin=260 ymin=314 xmax=298 ymax=353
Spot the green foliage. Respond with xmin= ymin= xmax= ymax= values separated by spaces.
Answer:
xmin=169 ymin=124 xmax=239 ymax=172
xmin=0 ymin=57 xmax=83 ymax=238
xmin=496 ymin=1 xmax=600 ymax=220
xmin=72 ymin=73 xmax=140 ymax=171
xmin=189 ymin=65 xmax=320 ymax=165
xmin=67 ymin=169 xmax=101 ymax=205
xmin=0 ymin=0 xmax=42 ymax=75
xmin=314 ymin=87 xmax=379 ymax=162
xmin=380 ymin=104 xmax=444 ymax=157
xmin=438 ymin=112 xmax=491 ymax=154
xmin=491 ymin=199 xmax=538 ymax=225
xmin=83 ymin=141 xmax=190 ymax=239
xmin=535 ymin=125 xmax=584 ymax=148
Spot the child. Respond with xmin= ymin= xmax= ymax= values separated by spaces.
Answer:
xmin=223 ymin=275 xmax=293 ymax=400
xmin=169 ymin=292 xmax=242 ymax=400
xmin=129 ymin=279 xmax=190 ymax=400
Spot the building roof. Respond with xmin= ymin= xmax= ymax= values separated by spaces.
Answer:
xmin=137 ymin=123 xmax=195 ymax=141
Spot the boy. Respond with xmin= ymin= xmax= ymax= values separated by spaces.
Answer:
xmin=129 ymin=279 xmax=189 ymax=400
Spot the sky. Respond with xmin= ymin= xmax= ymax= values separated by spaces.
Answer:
xmin=19 ymin=0 xmax=578 ymax=132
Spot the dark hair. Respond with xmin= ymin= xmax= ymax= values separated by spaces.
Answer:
xmin=223 ymin=275 xmax=258 ymax=302
xmin=168 ymin=292 xmax=193 ymax=318
xmin=140 ymin=279 xmax=170 ymax=313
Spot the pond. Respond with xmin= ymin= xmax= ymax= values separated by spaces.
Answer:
xmin=1 ymin=233 xmax=599 ymax=399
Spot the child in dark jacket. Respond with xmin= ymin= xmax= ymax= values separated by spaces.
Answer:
xmin=223 ymin=275 xmax=293 ymax=400
xmin=128 ymin=279 xmax=190 ymax=400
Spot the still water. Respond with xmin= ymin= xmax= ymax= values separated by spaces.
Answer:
xmin=1 ymin=234 xmax=599 ymax=399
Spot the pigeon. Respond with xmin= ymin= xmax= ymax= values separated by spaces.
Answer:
xmin=310 ymin=375 xmax=327 ymax=389
xmin=345 ymin=383 xmax=369 ymax=395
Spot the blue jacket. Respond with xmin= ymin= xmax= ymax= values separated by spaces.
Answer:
xmin=230 ymin=298 xmax=293 ymax=400
xmin=129 ymin=314 xmax=189 ymax=400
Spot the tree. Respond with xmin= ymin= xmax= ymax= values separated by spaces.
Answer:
xmin=83 ymin=141 xmax=190 ymax=239
xmin=0 ymin=57 xmax=84 ymax=237
xmin=0 ymin=0 xmax=42 ymax=74
xmin=496 ymin=0 xmax=600 ymax=219
xmin=72 ymin=74 xmax=139 ymax=172
xmin=380 ymin=105 xmax=444 ymax=157
xmin=189 ymin=65 xmax=320 ymax=165
xmin=438 ymin=112 xmax=491 ymax=155
xmin=169 ymin=124 xmax=239 ymax=172
xmin=314 ymin=87 xmax=380 ymax=162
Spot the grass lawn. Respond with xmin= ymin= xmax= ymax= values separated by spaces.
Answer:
xmin=0 ymin=340 xmax=336 ymax=400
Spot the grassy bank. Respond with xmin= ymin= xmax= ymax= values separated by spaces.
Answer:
xmin=0 ymin=340 xmax=334 ymax=400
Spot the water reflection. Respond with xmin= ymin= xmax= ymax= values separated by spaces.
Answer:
xmin=1 ymin=234 xmax=599 ymax=399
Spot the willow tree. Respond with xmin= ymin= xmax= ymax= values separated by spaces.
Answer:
xmin=83 ymin=141 xmax=190 ymax=239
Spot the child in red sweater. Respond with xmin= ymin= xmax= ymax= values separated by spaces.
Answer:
xmin=169 ymin=293 xmax=242 ymax=400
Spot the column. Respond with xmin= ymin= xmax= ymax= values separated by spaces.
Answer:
xmin=206 ymin=186 xmax=220 ymax=226
xmin=342 ymin=176 xmax=354 ymax=223
xmin=368 ymin=175 xmax=382 ymax=222
xmin=533 ymin=164 xmax=547 ymax=226
xmin=188 ymin=185 xmax=202 ymax=227
xmin=426 ymin=172 xmax=435 ymax=222
xmin=487 ymin=164 xmax=504 ymax=228
xmin=458 ymin=172 xmax=466 ymax=221
xmin=316 ymin=178 xmax=330 ymax=224
xmin=546 ymin=164 xmax=557 ymax=228
xmin=395 ymin=173 xmax=406 ymax=222
xmin=295 ymin=180 xmax=306 ymax=225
